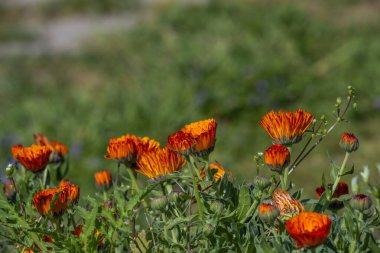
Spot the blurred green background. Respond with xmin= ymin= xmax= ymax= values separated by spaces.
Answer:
xmin=0 ymin=0 xmax=379 ymax=198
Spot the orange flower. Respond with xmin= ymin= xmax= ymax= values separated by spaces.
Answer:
xmin=200 ymin=160 xmax=226 ymax=181
xmin=12 ymin=144 xmax=52 ymax=173
xmin=273 ymin=189 xmax=304 ymax=218
xmin=58 ymin=179 xmax=71 ymax=187
xmin=105 ymin=134 xmax=159 ymax=166
xmin=136 ymin=147 xmax=186 ymax=179
xmin=167 ymin=131 xmax=195 ymax=155
xmin=181 ymin=119 xmax=217 ymax=156
xmin=95 ymin=170 xmax=112 ymax=188
xmin=260 ymin=109 xmax=314 ymax=145
xmin=316 ymin=182 xmax=349 ymax=210
xmin=34 ymin=133 xmax=68 ymax=155
xmin=285 ymin=212 xmax=331 ymax=249
xmin=32 ymin=184 xmax=79 ymax=216
xmin=258 ymin=202 xmax=280 ymax=223
xmin=264 ymin=144 xmax=290 ymax=173
xmin=339 ymin=132 xmax=359 ymax=153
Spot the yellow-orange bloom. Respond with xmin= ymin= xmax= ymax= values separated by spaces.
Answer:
xmin=260 ymin=109 xmax=314 ymax=145
xmin=32 ymin=184 xmax=79 ymax=216
xmin=181 ymin=119 xmax=217 ymax=156
xmin=95 ymin=170 xmax=112 ymax=188
xmin=264 ymin=144 xmax=290 ymax=173
xmin=273 ymin=189 xmax=304 ymax=218
xmin=136 ymin=147 xmax=186 ymax=179
xmin=105 ymin=134 xmax=159 ymax=166
xmin=12 ymin=144 xmax=52 ymax=173
xmin=201 ymin=160 xmax=226 ymax=181
xmin=285 ymin=212 xmax=332 ymax=249
xmin=34 ymin=133 xmax=68 ymax=157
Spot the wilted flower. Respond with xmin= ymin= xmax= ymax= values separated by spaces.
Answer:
xmin=285 ymin=212 xmax=331 ymax=249
xmin=258 ymin=202 xmax=280 ymax=223
xmin=316 ymin=182 xmax=349 ymax=210
xmin=136 ymin=147 xmax=186 ymax=179
xmin=273 ymin=189 xmax=304 ymax=218
xmin=200 ymin=160 xmax=226 ymax=181
xmin=105 ymin=134 xmax=159 ymax=166
xmin=34 ymin=134 xmax=68 ymax=162
xmin=32 ymin=184 xmax=80 ymax=216
xmin=264 ymin=144 xmax=290 ymax=173
xmin=339 ymin=133 xmax=359 ymax=153
xmin=260 ymin=109 xmax=314 ymax=145
xmin=12 ymin=144 xmax=52 ymax=173
xmin=350 ymin=194 xmax=372 ymax=212
xmin=94 ymin=170 xmax=112 ymax=188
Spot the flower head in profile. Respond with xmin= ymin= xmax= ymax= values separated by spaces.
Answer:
xmin=350 ymin=194 xmax=372 ymax=212
xmin=105 ymin=134 xmax=159 ymax=166
xmin=339 ymin=132 xmax=359 ymax=153
xmin=258 ymin=201 xmax=280 ymax=223
xmin=264 ymin=144 xmax=290 ymax=173
xmin=32 ymin=184 xmax=80 ymax=216
xmin=95 ymin=170 xmax=112 ymax=188
xmin=34 ymin=134 xmax=68 ymax=163
xmin=12 ymin=144 xmax=52 ymax=173
xmin=260 ymin=109 xmax=314 ymax=145
xmin=136 ymin=147 xmax=186 ymax=179
xmin=285 ymin=212 xmax=331 ymax=249
xmin=316 ymin=182 xmax=349 ymax=210
xmin=181 ymin=119 xmax=217 ymax=156
xmin=200 ymin=160 xmax=226 ymax=181
xmin=167 ymin=131 xmax=195 ymax=155
xmin=273 ymin=189 xmax=304 ymax=219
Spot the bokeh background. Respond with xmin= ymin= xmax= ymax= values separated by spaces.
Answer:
xmin=1 ymin=0 xmax=379 ymax=198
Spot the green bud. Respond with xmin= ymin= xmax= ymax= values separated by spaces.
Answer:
xmin=336 ymin=97 xmax=342 ymax=105
xmin=258 ymin=202 xmax=279 ymax=223
xmin=350 ymin=194 xmax=372 ymax=212
xmin=210 ymin=201 xmax=223 ymax=214
xmin=254 ymin=176 xmax=271 ymax=190
xmin=202 ymin=223 xmax=214 ymax=236
xmin=353 ymin=103 xmax=357 ymax=109
xmin=150 ymin=196 xmax=168 ymax=211
xmin=5 ymin=164 xmax=16 ymax=177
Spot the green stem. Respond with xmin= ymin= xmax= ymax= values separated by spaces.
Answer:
xmin=127 ymin=168 xmax=140 ymax=194
xmin=241 ymin=199 xmax=259 ymax=223
xmin=330 ymin=152 xmax=350 ymax=198
xmin=42 ymin=167 xmax=49 ymax=188
xmin=187 ymin=156 xmax=204 ymax=223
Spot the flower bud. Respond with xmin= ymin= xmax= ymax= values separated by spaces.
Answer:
xmin=210 ymin=201 xmax=223 ymax=214
xmin=258 ymin=202 xmax=279 ymax=223
xmin=339 ymin=133 xmax=359 ymax=153
xmin=168 ymin=191 xmax=186 ymax=203
xmin=350 ymin=194 xmax=372 ymax=212
xmin=254 ymin=176 xmax=271 ymax=190
xmin=264 ymin=144 xmax=290 ymax=174
xmin=150 ymin=196 xmax=168 ymax=211
xmin=202 ymin=223 xmax=214 ymax=236
xmin=5 ymin=164 xmax=16 ymax=177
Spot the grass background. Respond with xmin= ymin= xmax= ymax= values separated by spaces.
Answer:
xmin=0 ymin=0 xmax=379 ymax=198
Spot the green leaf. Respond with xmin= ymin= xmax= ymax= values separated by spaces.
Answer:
xmin=236 ymin=186 xmax=251 ymax=221
xmin=167 ymin=214 xmax=197 ymax=229
xmin=340 ymin=165 xmax=355 ymax=177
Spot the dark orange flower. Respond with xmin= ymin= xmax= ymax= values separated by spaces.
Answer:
xmin=167 ymin=131 xmax=195 ymax=155
xmin=258 ymin=202 xmax=280 ymax=223
xmin=105 ymin=134 xmax=159 ymax=166
xmin=260 ymin=109 xmax=314 ymax=145
xmin=339 ymin=132 xmax=359 ymax=153
xmin=58 ymin=179 xmax=71 ymax=187
xmin=72 ymin=225 xmax=83 ymax=237
xmin=32 ymin=184 xmax=79 ymax=216
xmin=200 ymin=160 xmax=226 ymax=181
xmin=12 ymin=144 xmax=52 ymax=173
xmin=34 ymin=134 xmax=68 ymax=163
xmin=264 ymin=144 xmax=290 ymax=173
xmin=316 ymin=182 xmax=349 ymax=210
xmin=22 ymin=249 xmax=35 ymax=253
xmin=136 ymin=147 xmax=186 ymax=179
xmin=273 ymin=189 xmax=304 ymax=218
xmin=285 ymin=212 xmax=331 ymax=249
xmin=181 ymin=119 xmax=217 ymax=156
xmin=95 ymin=170 xmax=112 ymax=188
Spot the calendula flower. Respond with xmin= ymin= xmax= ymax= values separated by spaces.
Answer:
xmin=264 ymin=144 xmax=290 ymax=173
xmin=136 ymin=147 xmax=186 ymax=179
xmin=273 ymin=189 xmax=304 ymax=218
xmin=260 ymin=109 xmax=314 ymax=145
xmin=95 ymin=170 xmax=112 ymax=188
xmin=181 ymin=119 xmax=217 ymax=156
xmin=316 ymin=182 xmax=349 ymax=210
xmin=285 ymin=212 xmax=332 ymax=249
xmin=105 ymin=134 xmax=159 ymax=166
xmin=12 ymin=144 xmax=52 ymax=173
xmin=339 ymin=132 xmax=359 ymax=153
xmin=34 ymin=133 xmax=68 ymax=159
xmin=58 ymin=179 xmax=71 ymax=187
xmin=32 ymin=184 xmax=79 ymax=216
xmin=350 ymin=194 xmax=372 ymax=212
xmin=200 ymin=160 xmax=226 ymax=181
xmin=167 ymin=131 xmax=195 ymax=155
xmin=258 ymin=202 xmax=280 ymax=223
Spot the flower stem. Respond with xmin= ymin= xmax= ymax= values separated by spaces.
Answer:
xmin=41 ymin=167 xmax=49 ymax=189
xmin=281 ymin=166 xmax=290 ymax=190
xmin=127 ymin=168 xmax=140 ymax=194
xmin=330 ymin=152 xmax=350 ymax=198
xmin=187 ymin=156 xmax=204 ymax=223
xmin=241 ymin=199 xmax=259 ymax=223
